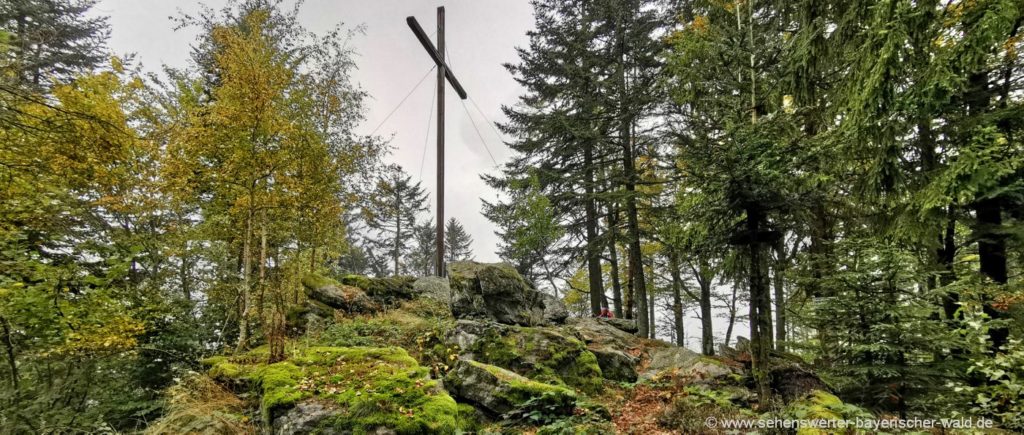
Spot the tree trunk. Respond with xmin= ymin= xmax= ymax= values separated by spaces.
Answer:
xmin=623 ymin=136 xmax=647 ymax=336
xmin=1 ymin=316 xmax=17 ymax=391
xmin=607 ymin=207 xmax=623 ymax=318
xmin=966 ymin=57 xmax=1009 ymax=353
xmin=395 ymin=189 xmax=401 ymax=276
xmin=649 ymin=277 xmax=656 ymax=339
xmin=624 ymin=258 xmax=634 ymax=320
xmin=746 ymin=206 xmax=772 ymax=403
xmin=939 ymin=207 xmax=958 ymax=320
xmin=724 ymin=284 xmax=737 ymax=348
xmin=698 ymin=266 xmax=715 ymax=355
xmin=180 ymin=246 xmax=191 ymax=302
xmin=584 ymin=142 xmax=604 ymax=317
xmin=236 ymin=201 xmax=254 ymax=354
xmin=257 ymin=213 xmax=267 ymax=322
xmin=772 ymin=237 xmax=786 ymax=351
xmin=976 ymin=197 xmax=1009 ymax=352
xmin=669 ymin=252 xmax=685 ymax=347
xmin=617 ymin=8 xmax=647 ymax=336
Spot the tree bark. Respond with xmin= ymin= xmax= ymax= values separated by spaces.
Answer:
xmin=624 ymin=254 xmax=635 ymax=320
xmin=394 ymin=187 xmax=401 ymax=276
xmin=257 ymin=213 xmax=267 ymax=322
xmin=939 ymin=207 xmax=959 ymax=320
xmin=669 ymin=252 xmax=686 ymax=347
xmin=724 ymin=283 xmax=737 ymax=348
xmin=692 ymin=261 xmax=715 ymax=355
xmin=649 ymin=271 xmax=656 ymax=339
xmin=236 ymin=200 xmax=254 ymax=354
xmin=584 ymin=142 xmax=604 ymax=316
xmin=607 ymin=207 xmax=624 ymax=318
xmin=976 ymin=197 xmax=1009 ymax=352
xmin=772 ymin=237 xmax=787 ymax=351
xmin=617 ymin=6 xmax=647 ymax=336
xmin=747 ymin=206 xmax=772 ymax=403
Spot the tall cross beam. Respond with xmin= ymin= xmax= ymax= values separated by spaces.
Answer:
xmin=407 ymin=7 xmax=467 ymax=277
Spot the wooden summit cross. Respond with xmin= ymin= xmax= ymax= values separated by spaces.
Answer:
xmin=407 ymin=7 xmax=467 ymax=277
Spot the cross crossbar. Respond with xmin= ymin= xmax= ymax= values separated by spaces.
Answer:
xmin=406 ymin=16 xmax=468 ymax=100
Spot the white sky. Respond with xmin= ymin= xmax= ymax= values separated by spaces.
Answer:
xmin=95 ymin=0 xmax=533 ymax=263
xmin=93 ymin=0 xmax=748 ymax=350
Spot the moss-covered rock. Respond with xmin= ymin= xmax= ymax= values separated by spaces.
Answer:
xmin=448 ymin=261 xmax=567 ymax=326
xmin=319 ymin=298 xmax=456 ymax=376
xmin=340 ymin=274 xmax=418 ymax=304
xmin=285 ymin=300 xmax=335 ymax=336
xmin=413 ymin=276 xmax=451 ymax=302
xmin=444 ymin=359 xmax=576 ymax=416
xmin=453 ymin=320 xmax=604 ymax=394
xmin=301 ymin=273 xmax=377 ymax=313
xmin=588 ymin=347 xmax=638 ymax=382
xmin=640 ymin=346 xmax=704 ymax=380
xmin=204 ymin=346 xmax=459 ymax=434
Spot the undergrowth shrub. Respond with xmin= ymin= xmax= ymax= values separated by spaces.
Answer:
xmin=144 ymin=374 xmax=255 ymax=435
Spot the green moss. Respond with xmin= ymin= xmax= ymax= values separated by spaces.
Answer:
xmin=470 ymin=326 xmax=603 ymax=394
xmin=204 ymin=345 xmax=459 ymax=433
xmin=208 ymin=361 xmax=244 ymax=380
xmin=254 ymin=362 xmax=306 ymax=418
xmin=784 ymin=390 xmax=873 ymax=435
xmin=302 ymin=272 xmax=339 ymax=290
xmin=340 ymin=274 xmax=373 ymax=291
xmin=697 ymin=355 xmax=728 ymax=367
xmin=340 ymin=274 xmax=416 ymax=300
xmin=469 ymin=360 xmax=576 ymax=406
xmin=455 ymin=403 xmax=482 ymax=432
xmin=558 ymin=348 xmax=603 ymax=394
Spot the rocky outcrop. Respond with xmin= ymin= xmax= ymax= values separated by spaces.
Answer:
xmin=770 ymin=363 xmax=830 ymax=403
xmin=589 ymin=348 xmax=638 ymax=382
xmin=285 ymin=299 xmax=336 ymax=336
xmin=444 ymin=359 xmax=576 ymax=416
xmin=273 ymin=400 xmax=344 ymax=435
xmin=447 ymin=261 xmax=567 ymax=326
xmin=301 ymin=274 xmax=376 ymax=313
xmin=566 ymin=318 xmax=642 ymax=382
xmin=604 ymin=318 xmax=639 ymax=334
xmin=413 ymin=276 xmax=451 ymax=302
xmin=640 ymin=346 xmax=736 ymax=382
xmin=540 ymin=293 xmax=569 ymax=324
xmin=640 ymin=346 xmax=700 ymax=380
xmin=568 ymin=318 xmax=641 ymax=352
xmin=449 ymin=319 xmax=604 ymax=393
xmin=339 ymin=274 xmax=417 ymax=305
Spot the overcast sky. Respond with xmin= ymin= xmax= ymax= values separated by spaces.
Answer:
xmin=95 ymin=0 xmax=533 ymax=263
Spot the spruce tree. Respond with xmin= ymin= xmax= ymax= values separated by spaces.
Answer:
xmin=444 ymin=217 xmax=474 ymax=262
xmin=408 ymin=221 xmax=436 ymax=277
xmin=0 ymin=0 xmax=109 ymax=86
xmin=364 ymin=165 xmax=428 ymax=276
